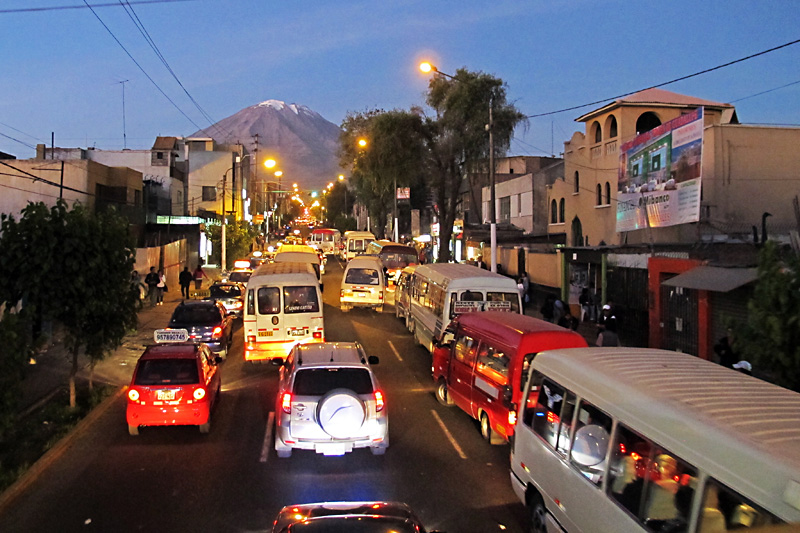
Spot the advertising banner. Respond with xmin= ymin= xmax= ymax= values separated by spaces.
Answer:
xmin=617 ymin=107 xmax=703 ymax=232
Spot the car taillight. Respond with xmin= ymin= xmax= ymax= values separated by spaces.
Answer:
xmin=313 ymin=331 xmax=322 ymax=339
xmin=247 ymin=335 xmax=256 ymax=343
xmin=378 ymin=291 xmax=383 ymax=301
xmin=128 ymin=389 xmax=140 ymax=402
xmin=374 ymin=390 xmax=385 ymax=412
xmin=212 ymin=326 xmax=223 ymax=338
xmin=508 ymin=409 xmax=517 ymax=426
xmin=193 ymin=387 xmax=206 ymax=400
xmin=232 ymin=301 xmax=243 ymax=309
xmin=281 ymin=392 xmax=292 ymax=414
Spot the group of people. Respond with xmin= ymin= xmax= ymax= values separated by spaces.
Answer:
xmin=539 ymin=292 xmax=620 ymax=347
xmin=132 ymin=264 xmax=209 ymax=307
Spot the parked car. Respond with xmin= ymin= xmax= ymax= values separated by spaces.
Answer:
xmin=126 ymin=329 xmax=222 ymax=435
xmin=207 ymin=281 xmax=244 ymax=318
xmin=271 ymin=501 xmax=442 ymax=533
xmin=274 ymin=342 xmax=388 ymax=457
xmin=167 ymin=299 xmax=234 ymax=358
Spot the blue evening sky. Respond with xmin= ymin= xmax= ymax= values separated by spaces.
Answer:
xmin=1 ymin=0 xmax=799 ymax=168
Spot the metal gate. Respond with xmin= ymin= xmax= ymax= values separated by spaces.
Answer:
xmin=660 ymin=283 xmax=698 ymax=355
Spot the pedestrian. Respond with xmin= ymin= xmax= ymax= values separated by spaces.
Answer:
xmin=130 ymin=270 xmax=146 ymax=302
xmin=540 ymin=294 xmax=555 ymax=322
xmin=193 ymin=264 xmax=208 ymax=290
xmin=552 ymin=297 xmax=566 ymax=324
xmin=558 ymin=309 xmax=579 ymax=331
xmin=521 ymin=272 xmax=530 ymax=303
xmin=144 ymin=266 xmax=160 ymax=307
xmin=579 ymin=287 xmax=595 ymax=322
xmin=596 ymin=318 xmax=620 ymax=347
xmin=179 ymin=266 xmax=193 ymax=299
xmin=156 ymin=269 xmax=167 ymax=305
xmin=713 ymin=334 xmax=737 ymax=369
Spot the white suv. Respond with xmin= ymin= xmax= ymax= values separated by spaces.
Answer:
xmin=274 ymin=342 xmax=389 ymax=457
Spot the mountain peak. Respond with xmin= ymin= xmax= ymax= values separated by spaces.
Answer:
xmin=253 ymin=99 xmax=312 ymax=117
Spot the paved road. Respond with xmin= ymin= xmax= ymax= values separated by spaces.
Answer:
xmin=0 ymin=258 xmax=528 ymax=533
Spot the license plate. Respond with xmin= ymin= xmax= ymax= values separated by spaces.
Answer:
xmin=316 ymin=442 xmax=347 ymax=456
xmin=157 ymin=389 xmax=176 ymax=401
xmin=288 ymin=329 xmax=308 ymax=337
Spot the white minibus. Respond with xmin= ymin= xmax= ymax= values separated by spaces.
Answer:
xmin=510 ymin=347 xmax=800 ymax=532
xmin=307 ymin=228 xmax=341 ymax=256
xmin=273 ymin=244 xmax=324 ymax=284
xmin=340 ymin=255 xmax=385 ymax=313
xmin=243 ymin=262 xmax=324 ymax=362
xmin=341 ymin=231 xmax=375 ymax=261
xmin=407 ymin=263 xmax=522 ymax=353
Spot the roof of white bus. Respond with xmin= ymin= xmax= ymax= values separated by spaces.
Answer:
xmin=533 ymin=347 xmax=800 ymax=517
xmin=414 ymin=263 xmax=518 ymax=290
xmin=343 ymin=231 xmax=375 ymax=238
xmin=247 ymin=262 xmax=317 ymax=284
xmin=311 ymin=228 xmax=340 ymax=235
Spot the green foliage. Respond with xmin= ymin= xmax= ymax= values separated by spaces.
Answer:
xmin=733 ymin=241 xmax=800 ymax=391
xmin=205 ymin=221 xmax=260 ymax=270
xmin=0 ymin=308 xmax=33 ymax=437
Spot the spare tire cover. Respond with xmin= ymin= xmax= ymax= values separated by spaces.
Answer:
xmin=317 ymin=388 xmax=366 ymax=438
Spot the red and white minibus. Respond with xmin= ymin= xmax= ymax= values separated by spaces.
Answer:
xmin=431 ymin=311 xmax=587 ymax=444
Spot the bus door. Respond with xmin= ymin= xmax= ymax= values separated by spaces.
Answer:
xmin=471 ymin=342 xmax=513 ymax=436
xmin=447 ymin=333 xmax=478 ymax=413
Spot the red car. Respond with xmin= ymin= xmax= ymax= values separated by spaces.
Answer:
xmin=126 ymin=330 xmax=222 ymax=435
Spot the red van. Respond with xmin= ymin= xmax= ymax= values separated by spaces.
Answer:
xmin=431 ymin=312 xmax=588 ymax=444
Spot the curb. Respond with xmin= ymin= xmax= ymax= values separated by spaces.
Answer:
xmin=0 ymin=386 xmax=126 ymax=515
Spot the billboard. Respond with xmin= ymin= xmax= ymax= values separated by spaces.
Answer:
xmin=617 ymin=107 xmax=703 ymax=232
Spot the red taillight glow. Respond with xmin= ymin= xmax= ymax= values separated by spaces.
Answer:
xmin=212 ymin=326 xmax=223 ymax=338
xmin=374 ymin=390 xmax=385 ymax=411
xmin=312 ymin=331 xmax=322 ymax=339
xmin=631 ymin=452 xmax=641 ymax=461
xmin=193 ymin=387 xmax=206 ymax=401
xmin=547 ymin=411 xmax=560 ymax=424
xmin=247 ymin=335 xmax=256 ymax=343
xmin=128 ymin=389 xmax=140 ymax=402
xmin=281 ymin=392 xmax=292 ymax=414
xmin=508 ymin=409 xmax=517 ymax=426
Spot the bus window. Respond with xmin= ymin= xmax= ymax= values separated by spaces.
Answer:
xmin=531 ymin=376 xmax=572 ymax=453
xmin=453 ymin=335 xmax=477 ymax=365
xmin=475 ymin=344 xmax=509 ymax=385
xmin=702 ymin=479 xmax=782 ymax=530
xmin=487 ymin=291 xmax=521 ymax=313
xmin=258 ymin=287 xmax=281 ymax=315
xmin=569 ymin=400 xmax=613 ymax=485
xmin=283 ymin=286 xmax=320 ymax=314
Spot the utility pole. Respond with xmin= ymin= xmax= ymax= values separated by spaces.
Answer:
xmin=253 ymin=133 xmax=259 ymax=220
xmin=488 ymin=96 xmax=497 ymax=273
xmin=117 ymin=80 xmax=129 ymax=149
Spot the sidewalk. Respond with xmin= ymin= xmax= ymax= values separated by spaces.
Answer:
xmin=522 ymin=303 xmax=600 ymax=347
xmin=18 ymin=273 xmax=221 ymax=417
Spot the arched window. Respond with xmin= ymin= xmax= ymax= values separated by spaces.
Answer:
xmin=550 ymin=199 xmax=558 ymax=224
xmin=605 ymin=182 xmax=611 ymax=205
xmin=635 ymin=112 xmax=661 ymax=135
xmin=571 ymin=217 xmax=583 ymax=247
xmin=593 ymin=121 xmax=602 ymax=143
xmin=596 ymin=184 xmax=602 ymax=206
xmin=607 ymin=115 xmax=618 ymax=138
xmin=574 ymin=171 xmax=580 ymax=194
xmin=559 ymin=198 xmax=565 ymax=223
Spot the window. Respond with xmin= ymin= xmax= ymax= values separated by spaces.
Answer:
xmin=559 ymin=198 xmax=565 ymax=223
xmin=574 ymin=171 xmax=580 ymax=194
xmin=283 ymin=285 xmax=320 ymax=313
xmin=596 ymin=184 xmax=602 ymax=206
xmin=569 ymin=400 xmax=613 ymax=486
xmin=605 ymin=182 xmax=611 ymax=205
xmin=202 ymin=186 xmax=216 ymax=202
xmin=528 ymin=373 xmax=575 ymax=457
xmin=550 ymin=200 xmax=558 ymax=224
xmin=500 ymin=197 xmax=511 ymax=223
xmin=593 ymin=121 xmax=602 ymax=143
xmin=345 ymin=268 xmax=379 ymax=285
xmin=452 ymin=335 xmax=477 ymax=365
xmin=293 ymin=368 xmax=373 ymax=395
xmin=257 ymin=287 xmax=281 ymax=315
xmin=156 ymin=152 xmax=164 ymax=160
xmin=475 ymin=344 xmax=509 ymax=385
xmin=608 ymin=115 xmax=618 ymax=138
xmin=486 ymin=291 xmax=521 ymax=313
xmin=699 ymin=479 xmax=782 ymax=530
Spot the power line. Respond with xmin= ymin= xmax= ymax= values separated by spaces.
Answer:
xmin=527 ymin=37 xmax=800 ymax=118
xmin=0 ymin=131 xmax=38 ymax=151
xmin=731 ymin=79 xmax=800 ymax=103
xmin=0 ymin=0 xmax=193 ymax=14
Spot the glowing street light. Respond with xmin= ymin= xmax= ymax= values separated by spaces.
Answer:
xmin=264 ymin=158 xmax=276 ymax=169
xmin=357 ymin=138 xmax=368 ymax=148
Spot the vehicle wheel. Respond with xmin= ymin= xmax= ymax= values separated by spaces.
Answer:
xmin=317 ymin=389 xmax=366 ymax=438
xmin=370 ymin=445 xmax=387 ymax=456
xmin=529 ymin=494 xmax=548 ymax=533
xmin=128 ymin=424 xmax=139 ymax=436
xmin=375 ymin=305 xmax=383 ymax=314
xmin=480 ymin=412 xmax=502 ymax=444
xmin=395 ymin=305 xmax=401 ymax=319
xmin=341 ymin=304 xmax=350 ymax=312
xmin=199 ymin=420 xmax=211 ymax=434
xmin=276 ymin=449 xmax=292 ymax=458
xmin=435 ymin=380 xmax=455 ymax=406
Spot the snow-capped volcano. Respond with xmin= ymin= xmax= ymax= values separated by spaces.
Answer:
xmin=192 ymin=100 xmax=342 ymax=190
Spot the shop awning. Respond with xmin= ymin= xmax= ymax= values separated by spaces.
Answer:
xmin=661 ymin=266 xmax=758 ymax=293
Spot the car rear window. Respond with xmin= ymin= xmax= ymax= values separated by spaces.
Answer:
xmin=210 ymin=284 xmax=242 ymax=298
xmin=135 ymin=359 xmax=199 ymax=385
xmin=171 ymin=306 xmax=221 ymax=325
xmin=229 ymin=271 xmax=251 ymax=283
xmin=283 ymin=286 xmax=320 ymax=314
xmin=345 ymin=268 xmax=380 ymax=285
xmin=292 ymin=368 xmax=374 ymax=395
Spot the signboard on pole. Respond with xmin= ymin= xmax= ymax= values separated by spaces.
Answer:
xmin=617 ymin=107 xmax=703 ymax=232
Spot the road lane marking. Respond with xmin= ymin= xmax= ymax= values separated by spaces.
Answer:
xmin=431 ymin=409 xmax=467 ymax=460
xmin=260 ymin=411 xmax=274 ymax=463
xmin=388 ymin=340 xmax=403 ymax=362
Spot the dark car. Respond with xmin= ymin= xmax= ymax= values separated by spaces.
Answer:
xmin=207 ymin=281 xmax=245 ymax=318
xmin=167 ymin=300 xmax=234 ymax=358
xmin=271 ymin=501 xmax=443 ymax=533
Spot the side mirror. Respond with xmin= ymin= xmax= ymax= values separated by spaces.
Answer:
xmin=271 ymin=357 xmax=285 ymax=366
xmin=368 ymin=355 xmax=380 ymax=365
xmin=214 ymin=356 xmax=223 ymax=364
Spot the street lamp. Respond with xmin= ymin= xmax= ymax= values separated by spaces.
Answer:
xmin=420 ymin=61 xmax=497 ymax=272
xmin=220 ymin=165 xmax=237 ymax=272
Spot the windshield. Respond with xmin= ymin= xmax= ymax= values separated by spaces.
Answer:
xmin=345 ymin=268 xmax=380 ymax=285
xmin=170 ymin=306 xmax=221 ymax=325
xmin=209 ymin=285 xmax=242 ymax=298
xmin=283 ymin=286 xmax=320 ymax=314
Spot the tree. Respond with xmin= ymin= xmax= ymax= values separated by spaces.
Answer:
xmin=425 ymin=68 xmax=526 ymax=262
xmin=0 ymin=201 xmax=139 ymax=407
xmin=733 ymin=241 xmax=800 ymax=391
xmin=205 ymin=221 xmax=260 ymax=270
xmin=0 ymin=308 xmax=33 ymax=436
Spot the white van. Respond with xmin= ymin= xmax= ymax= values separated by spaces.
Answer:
xmin=341 ymin=231 xmax=375 ymax=261
xmin=243 ymin=262 xmax=324 ymax=362
xmin=273 ymin=244 xmax=324 ymax=284
xmin=340 ymin=255 xmax=385 ymax=313
xmin=510 ymin=347 xmax=800 ymax=532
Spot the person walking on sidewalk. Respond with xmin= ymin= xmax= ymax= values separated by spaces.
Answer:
xmin=156 ymin=269 xmax=167 ymax=305
xmin=179 ymin=266 xmax=193 ymax=298
xmin=193 ymin=264 xmax=208 ymax=290
xmin=145 ymin=266 xmax=160 ymax=307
